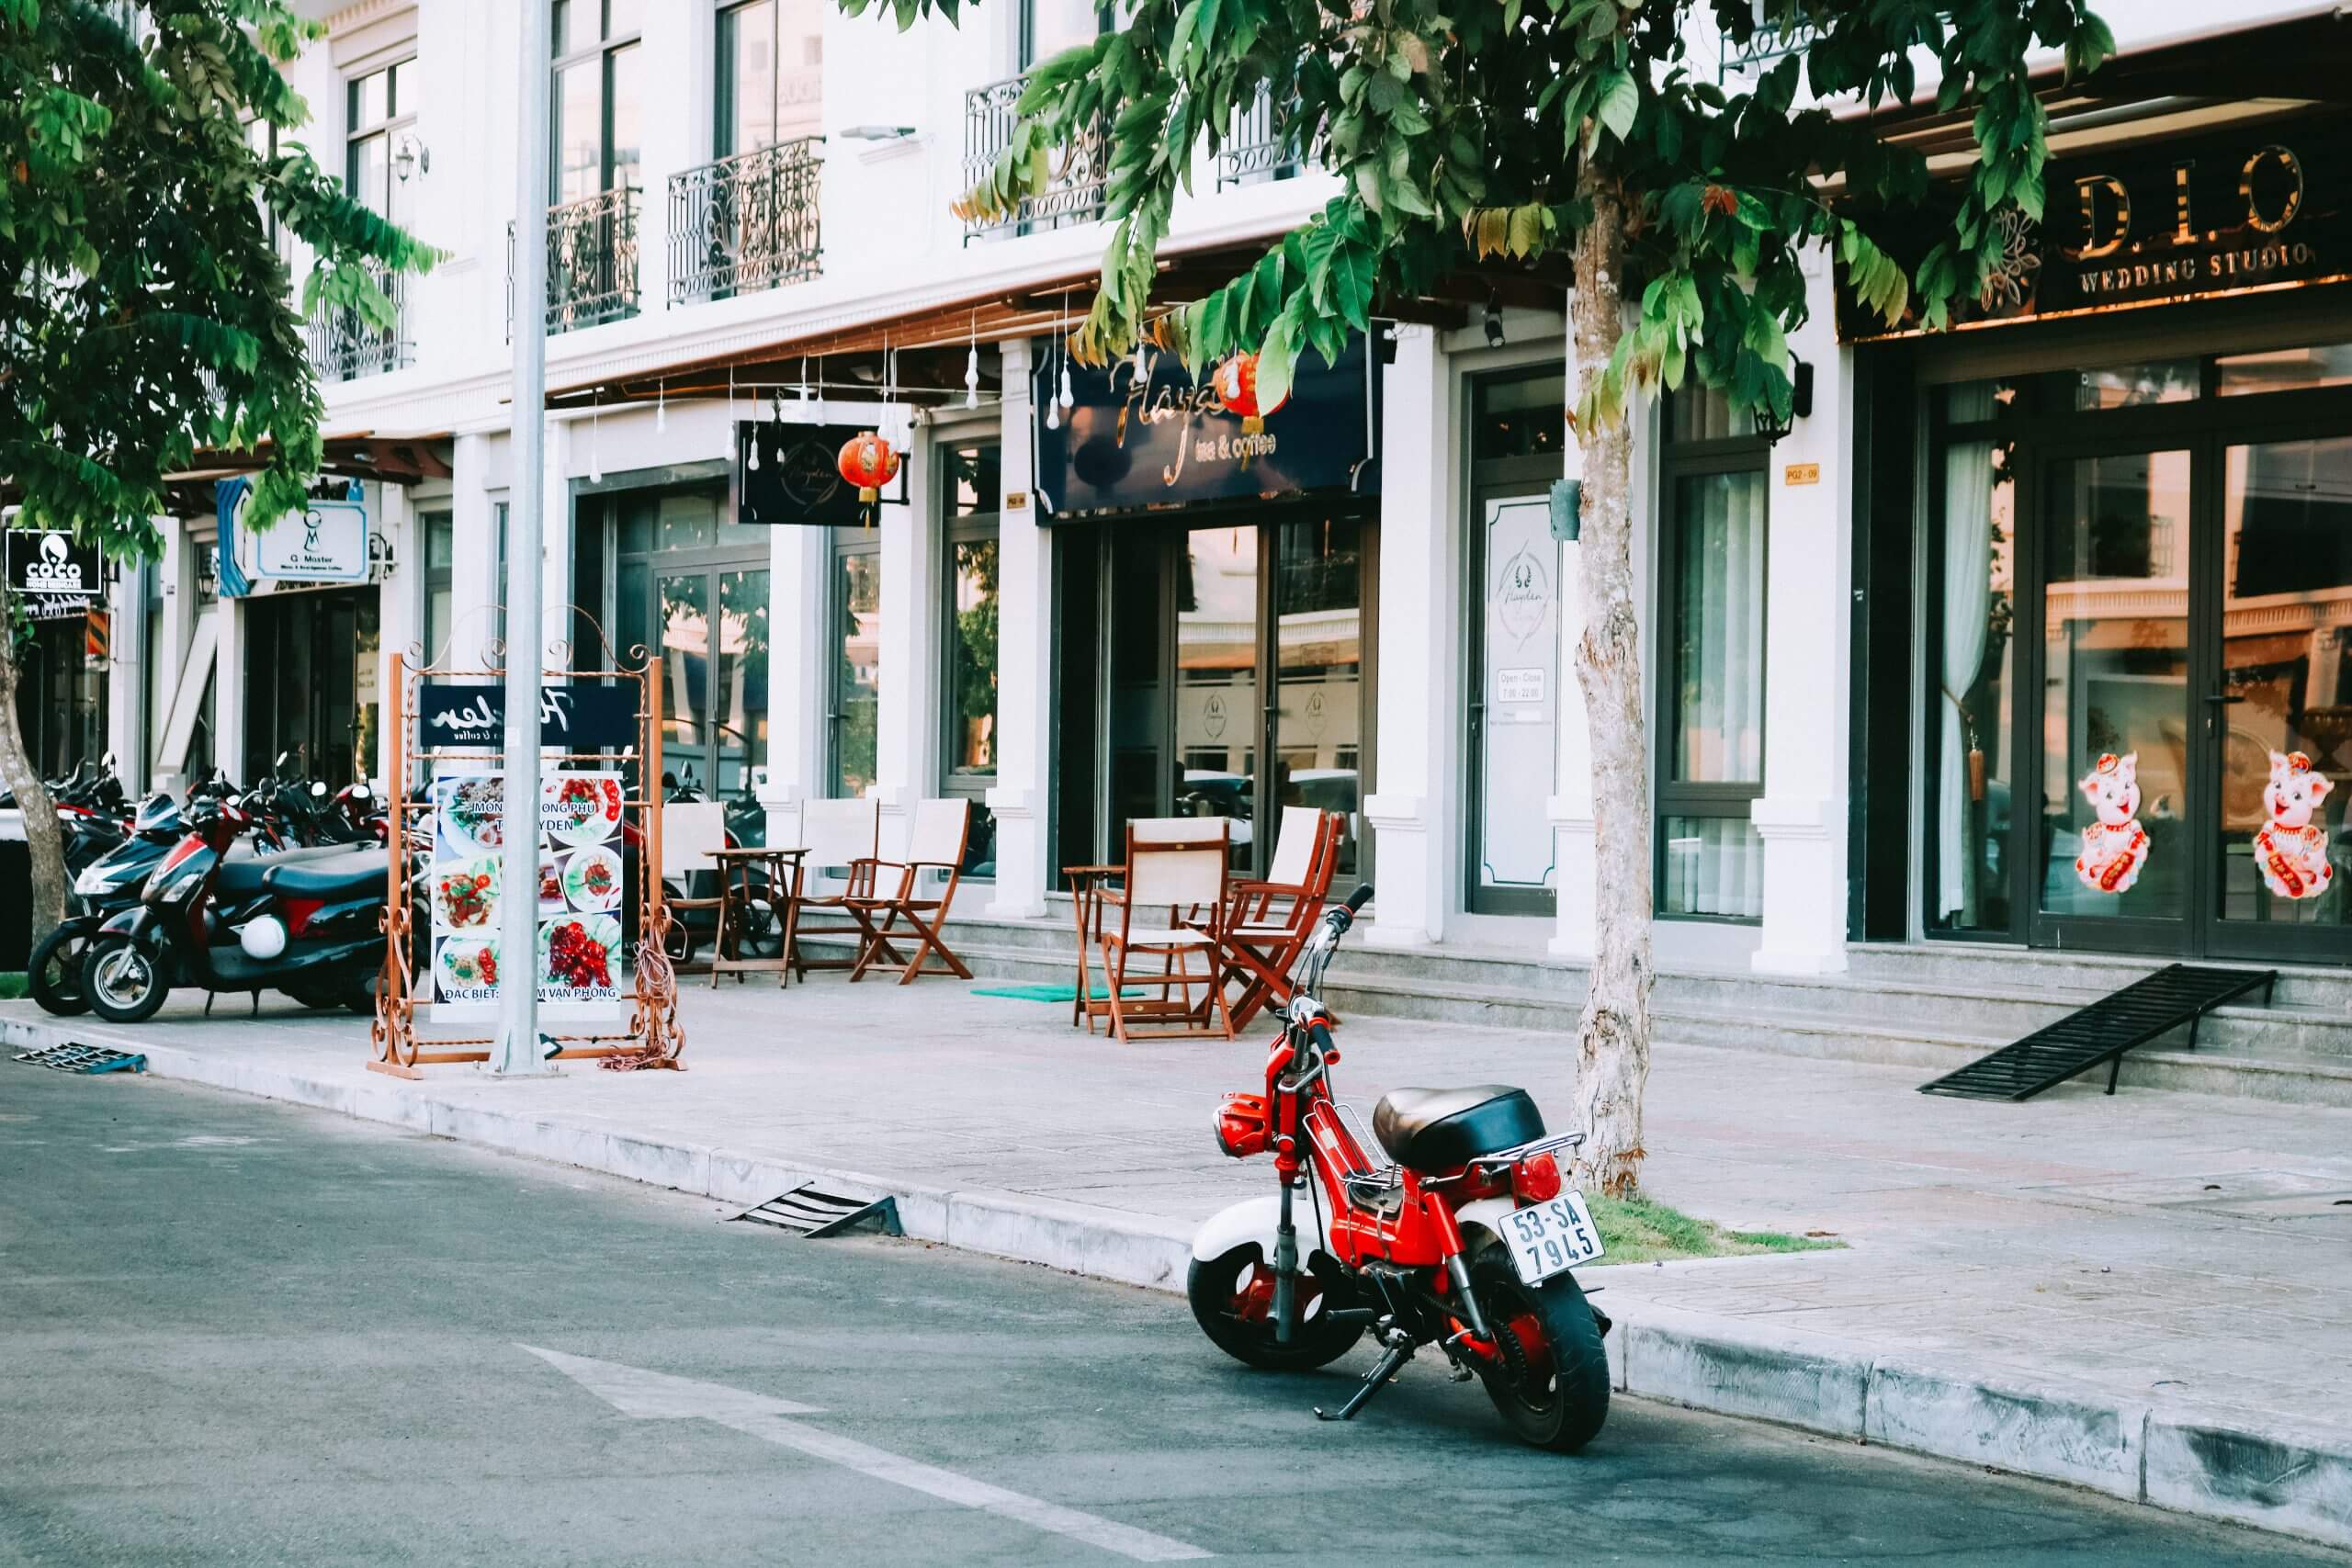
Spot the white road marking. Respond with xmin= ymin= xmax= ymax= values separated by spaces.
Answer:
xmin=522 ymin=1346 xmax=1211 ymax=1562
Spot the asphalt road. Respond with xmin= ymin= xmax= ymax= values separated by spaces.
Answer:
xmin=2 ymin=1068 xmax=2343 ymax=1568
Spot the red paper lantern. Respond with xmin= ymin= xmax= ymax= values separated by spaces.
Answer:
xmin=836 ymin=430 xmax=899 ymax=503
xmin=1213 ymin=353 xmax=1290 ymax=433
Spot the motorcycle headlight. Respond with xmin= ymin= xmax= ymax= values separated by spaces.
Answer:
xmin=73 ymin=863 xmax=110 ymax=897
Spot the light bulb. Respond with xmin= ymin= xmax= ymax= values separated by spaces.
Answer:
xmin=1134 ymin=341 xmax=1148 ymax=380
xmin=1046 ymin=399 xmax=1060 ymax=432
xmin=655 ymin=387 xmax=666 ymax=432
xmin=1057 ymin=362 xmax=1074 ymax=410
xmin=747 ymin=431 xmax=760 ymax=470
xmin=964 ymin=345 xmax=980 ymax=410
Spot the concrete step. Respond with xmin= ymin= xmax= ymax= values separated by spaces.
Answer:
xmin=1846 ymin=941 xmax=2349 ymax=1010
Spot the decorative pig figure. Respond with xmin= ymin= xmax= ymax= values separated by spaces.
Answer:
xmin=2075 ymin=751 xmax=2151 ymax=896
xmin=2255 ymin=750 xmax=2334 ymax=901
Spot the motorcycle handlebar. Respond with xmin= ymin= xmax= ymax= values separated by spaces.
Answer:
xmin=1340 ymin=882 xmax=1374 ymax=916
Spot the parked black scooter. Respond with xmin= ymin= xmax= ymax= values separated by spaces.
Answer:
xmin=27 ymin=792 xmax=185 ymax=1016
xmin=78 ymin=795 xmax=392 ymax=1023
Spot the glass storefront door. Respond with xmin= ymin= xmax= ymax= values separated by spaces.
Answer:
xmin=242 ymin=586 xmax=379 ymax=787
xmin=1927 ymin=342 xmax=2352 ymax=964
xmin=1176 ymin=525 xmax=1259 ymax=870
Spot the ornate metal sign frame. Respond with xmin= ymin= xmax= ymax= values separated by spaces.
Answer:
xmin=368 ymin=617 xmax=684 ymax=1078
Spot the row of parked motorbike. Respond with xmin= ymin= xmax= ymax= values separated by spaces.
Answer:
xmin=24 ymin=757 xmax=773 ymax=1025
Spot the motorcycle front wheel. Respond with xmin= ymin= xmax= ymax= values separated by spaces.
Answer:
xmin=83 ymin=934 xmax=170 ymax=1024
xmin=28 ymin=924 xmax=94 ymax=1016
xmin=1186 ymin=1244 xmax=1365 ymax=1371
xmin=1469 ymin=1250 xmax=1611 ymax=1453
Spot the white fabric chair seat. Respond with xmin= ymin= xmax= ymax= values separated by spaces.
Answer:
xmin=1116 ymin=926 xmax=1213 ymax=947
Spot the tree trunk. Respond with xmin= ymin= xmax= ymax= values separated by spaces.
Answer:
xmin=0 ymin=620 xmax=71 ymax=952
xmin=1567 ymin=174 xmax=1654 ymax=1199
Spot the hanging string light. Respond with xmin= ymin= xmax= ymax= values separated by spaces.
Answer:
xmin=964 ymin=310 xmax=981 ymax=411
xmin=587 ymin=396 xmax=603 ymax=485
xmin=799 ymin=354 xmax=813 ymax=401
xmin=654 ymin=378 xmax=666 ymax=434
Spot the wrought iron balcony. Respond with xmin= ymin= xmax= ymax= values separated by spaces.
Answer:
xmin=1717 ymin=18 xmax=1818 ymax=82
xmin=507 ymin=186 xmax=641 ymax=336
xmin=1216 ymin=87 xmax=1310 ymax=190
xmin=307 ymin=263 xmax=412 ymax=383
xmin=962 ymin=73 xmax=1106 ymax=242
xmin=668 ymin=137 xmax=823 ymax=306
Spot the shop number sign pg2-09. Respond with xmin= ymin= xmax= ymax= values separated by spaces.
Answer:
xmin=425 ymin=770 xmax=626 ymax=1021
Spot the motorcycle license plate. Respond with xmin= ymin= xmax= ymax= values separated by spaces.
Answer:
xmin=1499 ymin=1191 xmax=1605 ymax=1283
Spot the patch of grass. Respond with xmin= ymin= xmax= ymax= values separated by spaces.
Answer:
xmin=1587 ymin=1192 xmax=1844 ymax=1266
xmin=0 ymin=972 xmax=26 ymax=1000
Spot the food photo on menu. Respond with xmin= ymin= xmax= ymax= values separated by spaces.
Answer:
xmin=433 ymin=773 xmax=504 ymax=858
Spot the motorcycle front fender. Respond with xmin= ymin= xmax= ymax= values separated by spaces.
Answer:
xmin=1190 ymin=1191 xmax=1333 ymax=1264
xmin=96 ymin=905 xmax=165 ymax=947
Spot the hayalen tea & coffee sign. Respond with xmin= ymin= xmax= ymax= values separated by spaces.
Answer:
xmin=1837 ymin=114 xmax=2352 ymax=339
xmin=1035 ymin=332 xmax=1377 ymax=519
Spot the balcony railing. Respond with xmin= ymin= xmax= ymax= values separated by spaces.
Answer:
xmin=668 ymin=137 xmax=823 ymax=307
xmin=507 ymin=186 xmax=640 ymax=336
xmin=307 ymin=263 xmax=412 ymax=382
xmin=963 ymin=73 xmax=1107 ymax=242
xmin=1216 ymin=87 xmax=1308 ymax=190
xmin=1717 ymin=18 xmax=1818 ymax=81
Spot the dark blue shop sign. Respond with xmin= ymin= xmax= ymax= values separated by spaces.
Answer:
xmin=1035 ymin=333 xmax=1377 ymax=521
xmin=419 ymin=682 xmax=637 ymax=750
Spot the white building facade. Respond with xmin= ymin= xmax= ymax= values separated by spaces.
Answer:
xmin=87 ymin=0 xmax=2352 ymax=981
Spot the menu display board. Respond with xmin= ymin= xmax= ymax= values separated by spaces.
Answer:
xmin=424 ymin=769 xmax=625 ymax=1020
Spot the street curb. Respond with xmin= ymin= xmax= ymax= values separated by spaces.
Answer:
xmin=10 ymin=1013 xmax=2348 ymax=1551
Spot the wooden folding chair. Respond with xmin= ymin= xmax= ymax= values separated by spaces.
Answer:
xmin=848 ymin=798 xmax=975 ymax=984
xmin=659 ymin=802 xmax=730 ymax=978
xmin=1099 ymin=818 xmax=1234 ymax=1043
xmin=1202 ymin=806 xmax=1343 ymax=1028
xmin=787 ymin=796 xmax=883 ymax=979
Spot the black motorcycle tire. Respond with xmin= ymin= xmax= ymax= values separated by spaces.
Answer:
xmin=82 ymin=934 xmax=171 ymax=1024
xmin=279 ymin=984 xmax=345 ymax=1011
xmin=1468 ymin=1249 xmax=1610 ymax=1453
xmin=1187 ymin=1244 xmax=1365 ymax=1372
xmin=28 ymin=924 xmax=93 ymax=1017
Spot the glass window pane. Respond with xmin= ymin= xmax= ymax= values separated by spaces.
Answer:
xmin=1927 ymin=440 xmax=2016 ymax=932
xmin=1472 ymin=373 xmax=1565 ymax=462
xmin=615 ymin=558 xmax=650 ymax=668
xmin=1178 ymin=525 xmax=1259 ymax=870
xmin=945 ymin=444 xmax=1001 ymax=518
xmin=719 ymin=0 xmax=778 ymax=157
xmin=1669 ymin=470 xmax=1766 ymax=784
xmin=658 ymin=493 xmax=716 ymax=551
xmin=2217 ymin=437 xmax=2352 ymax=928
xmin=347 ymin=130 xmax=390 ymax=220
xmin=832 ymin=549 xmax=881 ymax=796
xmin=779 ymin=0 xmax=823 ymax=141
xmin=1660 ymin=817 xmax=1763 ymax=919
xmin=1668 ymin=387 xmax=1736 ymax=443
xmin=1275 ymin=516 xmax=1363 ymax=877
xmin=552 ymin=0 xmax=574 ymax=55
xmin=351 ymin=67 xmax=389 ymax=130
xmin=608 ymin=43 xmax=642 ymax=189
xmin=716 ymin=569 xmax=768 ymax=797
xmin=389 ymin=59 xmax=412 ymax=117
xmin=1106 ymin=531 xmax=1163 ymax=850
xmin=2043 ymin=358 xmax=2199 ymax=412
xmin=660 ymin=573 xmax=709 ymax=753
xmin=424 ymin=513 xmax=454 ymax=570
xmin=2217 ymin=341 xmax=2352 ymax=397
xmin=1023 ymin=0 xmax=1101 ymax=65
xmin=1937 ymin=378 xmax=2018 ymax=423
xmin=553 ymin=56 xmax=602 ymax=204
xmin=946 ymin=536 xmax=999 ymax=776
xmin=616 ymin=493 xmax=654 ymax=556
xmin=605 ymin=0 xmax=642 ymax=37
xmin=2038 ymin=449 xmax=2192 ymax=919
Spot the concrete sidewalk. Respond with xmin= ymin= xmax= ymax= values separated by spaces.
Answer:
xmin=6 ymin=978 xmax=2350 ymax=1550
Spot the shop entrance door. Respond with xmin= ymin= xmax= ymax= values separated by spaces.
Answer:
xmin=243 ymin=585 xmax=378 ymax=787
xmin=1095 ymin=512 xmax=1373 ymax=880
xmin=2023 ymin=424 xmax=2352 ymax=964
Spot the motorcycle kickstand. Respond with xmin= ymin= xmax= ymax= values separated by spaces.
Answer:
xmin=1315 ymin=1337 xmax=1414 ymax=1423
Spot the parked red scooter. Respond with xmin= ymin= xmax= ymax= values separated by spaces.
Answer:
xmin=1189 ymin=884 xmax=1613 ymax=1450
xmin=78 ymin=794 xmax=390 ymax=1023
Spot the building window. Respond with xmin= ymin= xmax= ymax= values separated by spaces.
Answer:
xmin=551 ymin=0 xmax=642 ymax=204
xmin=940 ymin=443 xmax=1000 ymax=876
xmin=1657 ymin=387 xmax=1767 ymax=920
xmin=345 ymin=58 xmax=416 ymax=231
xmin=419 ymin=509 xmax=454 ymax=671
xmin=1021 ymin=0 xmax=1103 ymax=65
xmin=717 ymin=0 xmax=822 ymax=157
xmin=829 ymin=531 xmax=882 ymax=797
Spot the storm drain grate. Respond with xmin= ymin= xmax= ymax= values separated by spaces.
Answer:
xmin=13 ymin=1043 xmax=147 ymax=1075
xmin=730 ymin=1182 xmax=901 ymax=1238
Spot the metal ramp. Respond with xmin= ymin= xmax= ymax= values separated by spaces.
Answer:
xmin=729 ymin=1181 xmax=902 ymax=1238
xmin=1920 ymin=964 xmax=2278 ymax=1100
xmin=13 ymin=1043 xmax=146 ymax=1075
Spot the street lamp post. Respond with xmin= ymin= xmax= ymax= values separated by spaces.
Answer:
xmin=492 ymin=0 xmax=551 ymax=1076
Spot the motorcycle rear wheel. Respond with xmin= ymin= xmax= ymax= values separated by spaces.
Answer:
xmin=28 ymin=924 xmax=93 ymax=1016
xmin=1187 ymin=1244 xmax=1365 ymax=1371
xmin=1468 ymin=1250 xmax=1610 ymax=1453
xmin=83 ymin=934 xmax=170 ymax=1024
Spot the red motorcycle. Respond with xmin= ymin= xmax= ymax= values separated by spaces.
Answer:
xmin=1189 ymin=884 xmax=1613 ymax=1450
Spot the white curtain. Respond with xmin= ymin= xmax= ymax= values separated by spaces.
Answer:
xmin=1939 ymin=432 xmax=1996 ymax=920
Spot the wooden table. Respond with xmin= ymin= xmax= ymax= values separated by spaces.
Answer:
xmin=707 ymin=846 xmax=808 ymax=987
xmin=1061 ymin=863 xmax=1123 ymax=1031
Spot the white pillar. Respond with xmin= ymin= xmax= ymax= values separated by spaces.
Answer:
xmin=987 ymin=340 xmax=1052 ymax=919
xmin=107 ymin=551 xmax=148 ymax=793
xmin=448 ymin=433 xmax=501 ymax=672
xmin=759 ymin=513 xmax=827 ymax=849
xmin=874 ymin=414 xmax=932 ymax=856
xmin=1749 ymin=283 xmax=1851 ymax=976
xmin=637 ymin=0 xmax=711 ymax=313
xmin=216 ymin=592 xmax=248 ymax=785
xmin=1363 ymin=325 xmax=1450 ymax=948
xmin=149 ymin=520 xmax=196 ymax=791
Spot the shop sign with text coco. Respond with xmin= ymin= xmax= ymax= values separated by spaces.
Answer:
xmin=1034 ymin=333 xmax=1378 ymax=519
xmin=1837 ymin=114 xmax=2352 ymax=339
xmin=5 ymin=528 xmax=101 ymax=622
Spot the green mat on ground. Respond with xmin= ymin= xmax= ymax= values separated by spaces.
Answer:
xmin=971 ymin=983 xmax=1143 ymax=1002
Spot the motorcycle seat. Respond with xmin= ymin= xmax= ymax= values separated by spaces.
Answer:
xmin=1373 ymin=1085 xmax=1544 ymax=1173
xmin=214 ymin=842 xmax=344 ymax=896
xmin=262 ymin=849 xmax=388 ymax=900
